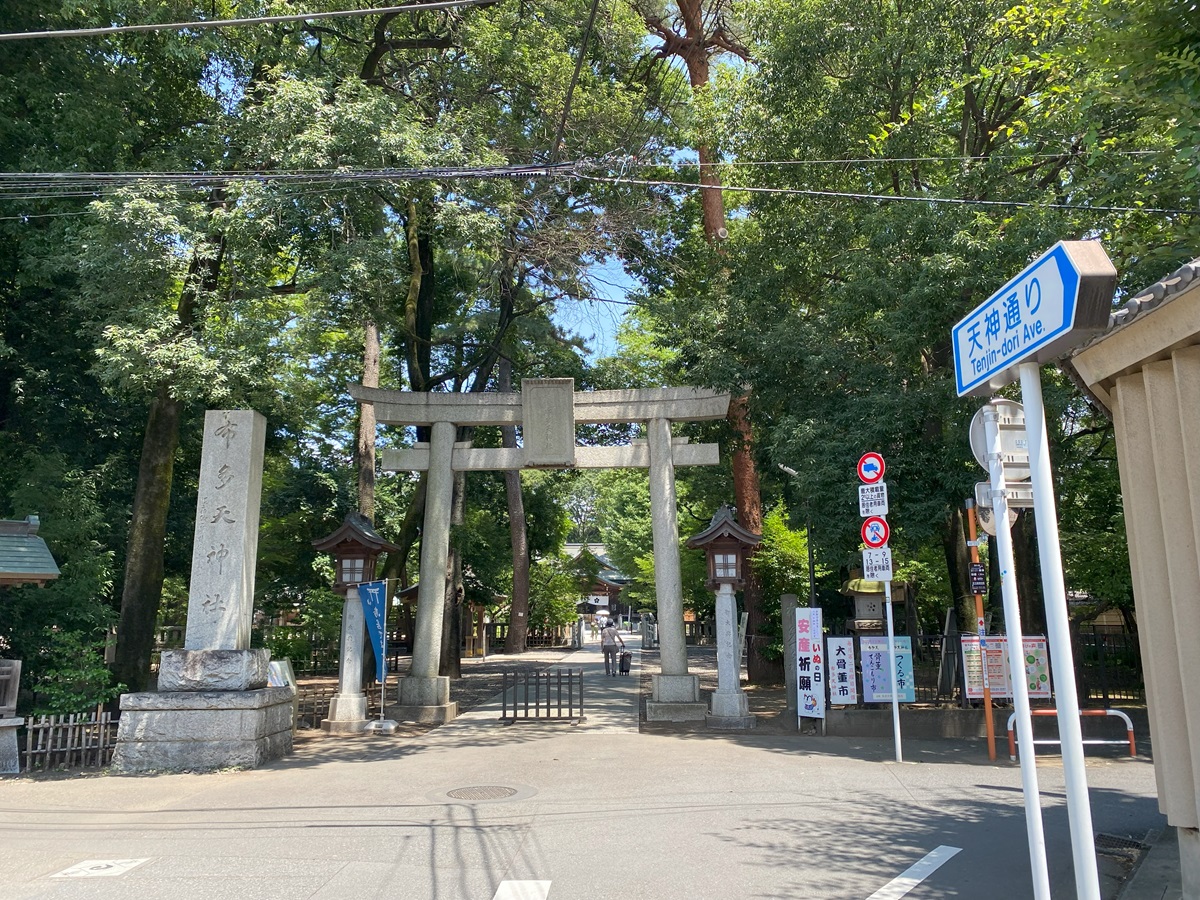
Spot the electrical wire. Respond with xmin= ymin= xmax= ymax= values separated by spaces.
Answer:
xmin=575 ymin=173 xmax=1196 ymax=216
xmin=662 ymin=150 xmax=1164 ymax=167
xmin=0 ymin=0 xmax=501 ymax=42
xmin=0 ymin=161 xmax=1192 ymax=219
xmin=0 ymin=163 xmax=577 ymax=203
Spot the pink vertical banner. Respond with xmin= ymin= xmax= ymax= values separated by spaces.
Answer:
xmin=796 ymin=607 xmax=825 ymax=720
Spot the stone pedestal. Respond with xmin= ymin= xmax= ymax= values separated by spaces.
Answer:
xmin=388 ymin=675 xmax=457 ymax=724
xmin=707 ymin=583 xmax=754 ymax=731
xmin=111 ymin=687 xmax=294 ymax=773
xmin=322 ymin=693 xmax=369 ymax=734
xmin=0 ymin=718 xmax=21 ymax=775
xmin=159 ymin=649 xmax=269 ymax=691
xmin=647 ymin=673 xmax=706 ymax=721
xmin=706 ymin=695 xmax=755 ymax=730
xmin=321 ymin=586 xmax=369 ymax=734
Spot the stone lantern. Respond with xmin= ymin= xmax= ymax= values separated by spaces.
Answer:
xmin=312 ymin=513 xmax=399 ymax=733
xmin=687 ymin=506 xmax=761 ymax=729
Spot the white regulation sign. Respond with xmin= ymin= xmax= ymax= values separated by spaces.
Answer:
xmin=862 ymin=547 xmax=893 ymax=582
xmin=858 ymin=482 xmax=888 ymax=517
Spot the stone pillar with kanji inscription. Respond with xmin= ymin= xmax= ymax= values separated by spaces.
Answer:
xmin=111 ymin=410 xmax=294 ymax=774
xmin=187 ymin=411 xmax=264 ymax=648
xmin=160 ymin=410 xmax=268 ymax=689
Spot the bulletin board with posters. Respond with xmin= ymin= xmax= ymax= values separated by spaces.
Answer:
xmin=961 ymin=635 xmax=1051 ymax=699
xmin=860 ymin=636 xmax=916 ymax=703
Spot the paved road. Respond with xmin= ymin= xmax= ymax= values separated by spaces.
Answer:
xmin=0 ymin=638 xmax=1165 ymax=899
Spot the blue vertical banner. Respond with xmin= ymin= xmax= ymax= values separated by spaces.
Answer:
xmin=359 ymin=580 xmax=388 ymax=683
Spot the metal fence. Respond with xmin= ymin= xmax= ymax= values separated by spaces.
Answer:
xmin=895 ymin=631 xmax=1143 ymax=707
xmin=500 ymin=668 xmax=585 ymax=724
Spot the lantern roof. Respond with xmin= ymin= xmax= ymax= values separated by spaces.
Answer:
xmin=0 ymin=515 xmax=61 ymax=587
xmin=686 ymin=505 xmax=762 ymax=551
xmin=312 ymin=512 xmax=401 ymax=555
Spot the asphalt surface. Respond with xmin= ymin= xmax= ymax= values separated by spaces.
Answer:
xmin=0 ymin=635 xmax=1173 ymax=899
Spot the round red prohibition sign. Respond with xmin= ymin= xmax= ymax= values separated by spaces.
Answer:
xmin=861 ymin=515 xmax=890 ymax=548
xmin=857 ymin=452 xmax=886 ymax=484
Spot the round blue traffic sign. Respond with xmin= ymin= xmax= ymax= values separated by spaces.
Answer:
xmin=857 ymin=452 xmax=886 ymax=484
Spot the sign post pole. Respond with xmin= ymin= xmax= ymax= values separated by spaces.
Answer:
xmin=857 ymin=452 xmax=900 ymax=763
xmin=1019 ymin=361 xmax=1101 ymax=900
xmin=883 ymin=580 xmax=902 ymax=764
xmin=984 ymin=405 xmax=1051 ymax=900
xmin=965 ymin=500 xmax=997 ymax=761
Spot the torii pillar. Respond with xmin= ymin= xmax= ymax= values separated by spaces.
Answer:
xmin=351 ymin=379 xmax=730 ymax=723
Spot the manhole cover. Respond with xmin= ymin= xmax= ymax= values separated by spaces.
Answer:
xmin=447 ymin=785 xmax=518 ymax=801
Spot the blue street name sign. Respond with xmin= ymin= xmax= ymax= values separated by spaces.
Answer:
xmin=952 ymin=241 xmax=1117 ymax=397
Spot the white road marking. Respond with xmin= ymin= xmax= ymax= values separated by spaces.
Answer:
xmin=51 ymin=859 xmax=151 ymax=878
xmin=493 ymin=881 xmax=551 ymax=900
xmin=866 ymin=846 xmax=962 ymax=900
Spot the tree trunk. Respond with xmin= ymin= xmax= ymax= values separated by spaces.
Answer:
xmin=357 ymin=319 xmax=380 ymax=521
xmin=729 ymin=393 xmax=776 ymax=683
xmin=111 ymin=384 xmax=184 ymax=692
xmin=943 ymin=506 xmax=974 ymax=632
xmin=499 ymin=358 xmax=531 ymax=653
xmin=111 ymin=228 xmax=225 ymax=692
xmin=1013 ymin=510 xmax=1045 ymax=634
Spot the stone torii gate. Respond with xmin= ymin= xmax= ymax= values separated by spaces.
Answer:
xmin=349 ymin=378 xmax=731 ymax=723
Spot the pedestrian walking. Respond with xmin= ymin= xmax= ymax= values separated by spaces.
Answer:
xmin=601 ymin=621 xmax=625 ymax=676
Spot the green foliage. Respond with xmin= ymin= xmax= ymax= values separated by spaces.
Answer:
xmin=527 ymin=558 xmax=584 ymax=630
xmin=753 ymin=506 xmax=820 ymax=603
xmin=0 ymin=451 xmax=119 ymax=713
xmin=894 ymin=544 xmax=953 ymax=633
xmin=26 ymin=630 xmax=123 ymax=716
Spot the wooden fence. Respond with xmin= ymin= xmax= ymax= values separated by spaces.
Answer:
xmin=294 ymin=685 xmax=381 ymax=729
xmin=23 ymin=707 xmax=117 ymax=772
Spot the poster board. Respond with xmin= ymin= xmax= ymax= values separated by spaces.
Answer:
xmin=860 ymin=636 xmax=915 ymax=703
xmin=961 ymin=635 xmax=1051 ymax=699
xmin=827 ymin=637 xmax=857 ymax=705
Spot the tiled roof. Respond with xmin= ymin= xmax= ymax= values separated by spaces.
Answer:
xmin=0 ymin=516 xmax=61 ymax=585
xmin=1064 ymin=256 xmax=1200 ymax=415
xmin=1099 ymin=257 xmax=1200 ymax=334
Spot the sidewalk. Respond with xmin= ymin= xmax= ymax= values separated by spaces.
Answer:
xmin=1120 ymin=828 xmax=1184 ymax=900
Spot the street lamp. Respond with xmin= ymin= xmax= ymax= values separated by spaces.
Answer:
xmin=312 ymin=513 xmax=400 ymax=734
xmin=687 ymin=506 xmax=761 ymax=729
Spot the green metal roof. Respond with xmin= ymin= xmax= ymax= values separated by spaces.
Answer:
xmin=0 ymin=516 xmax=61 ymax=586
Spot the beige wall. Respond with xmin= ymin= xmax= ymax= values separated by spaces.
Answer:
xmin=1071 ymin=270 xmax=1200 ymax=830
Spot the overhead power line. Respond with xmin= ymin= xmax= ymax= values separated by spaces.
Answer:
xmin=0 ymin=0 xmax=500 ymax=42
xmin=0 ymin=163 xmax=577 ymax=201
xmin=576 ymin=173 xmax=1195 ymax=216
xmin=0 ymin=161 xmax=1191 ymax=219
xmin=664 ymin=150 xmax=1162 ymax=167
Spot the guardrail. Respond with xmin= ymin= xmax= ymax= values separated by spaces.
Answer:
xmin=1007 ymin=708 xmax=1136 ymax=761
xmin=500 ymin=668 xmax=585 ymax=725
